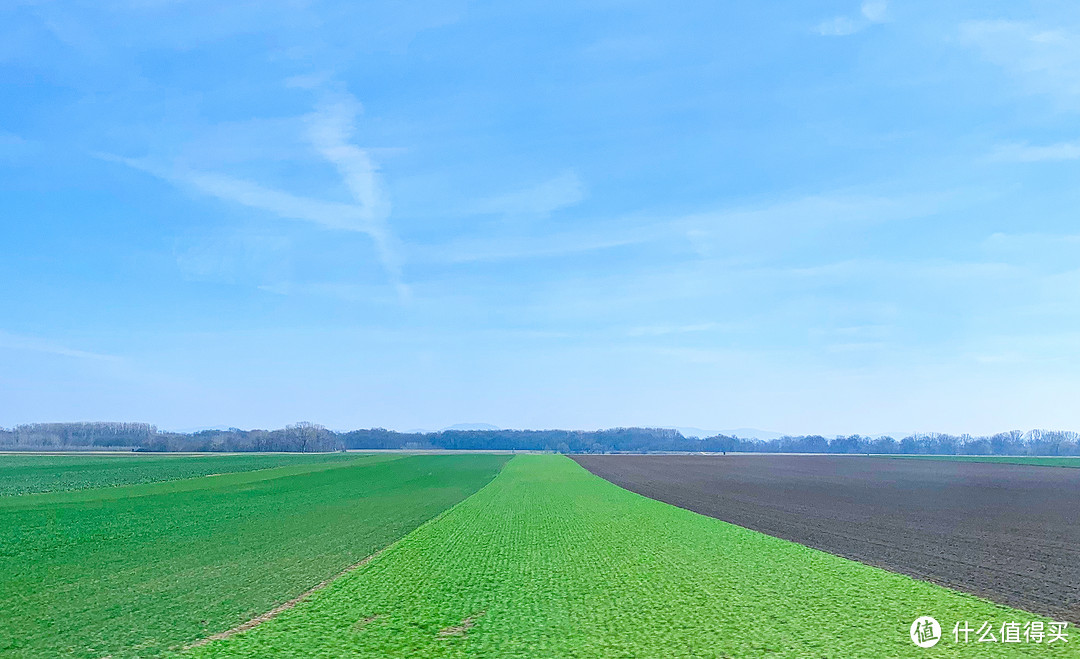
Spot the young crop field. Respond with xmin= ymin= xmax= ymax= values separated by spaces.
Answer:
xmin=889 ymin=455 xmax=1080 ymax=468
xmin=0 ymin=451 xmax=363 ymax=495
xmin=576 ymin=454 xmax=1080 ymax=625
xmin=0 ymin=453 xmax=509 ymax=658
xmin=187 ymin=455 xmax=1067 ymax=658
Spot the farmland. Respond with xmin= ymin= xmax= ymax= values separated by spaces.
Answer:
xmin=0 ymin=451 xmax=363 ymax=496
xmin=187 ymin=455 xmax=1064 ymax=658
xmin=0 ymin=453 xmax=508 ymax=658
xmin=575 ymin=454 xmax=1080 ymax=625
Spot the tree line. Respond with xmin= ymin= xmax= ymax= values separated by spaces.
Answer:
xmin=2 ymin=422 xmax=1080 ymax=455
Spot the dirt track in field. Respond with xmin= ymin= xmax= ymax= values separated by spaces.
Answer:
xmin=185 ymin=548 xmax=385 ymax=649
xmin=573 ymin=455 xmax=1080 ymax=623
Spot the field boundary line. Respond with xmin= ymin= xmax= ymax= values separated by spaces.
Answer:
xmin=183 ymin=454 xmax=517 ymax=651
xmin=183 ymin=547 xmax=388 ymax=649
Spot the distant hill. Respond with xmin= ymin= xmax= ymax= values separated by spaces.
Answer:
xmin=443 ymin=423 xmax=502 ymax=431
xmin=716 ymin=427 xmax=784 ymax=441
xmin=166 ymin=425 xmax=237 ymax=434
xmin=669 ymin=427 xmax=784 ymax=440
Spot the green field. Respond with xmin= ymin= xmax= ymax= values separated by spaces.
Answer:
xmin=0 ymin=451 xmax=365 ymax=496
xmin=890 ymin=455 xmax=1080 ymax=468
xmin=0 ymin=453 xmax=509 ymax=658
xmin=187 ymin=455 xmax=1065 ymax=658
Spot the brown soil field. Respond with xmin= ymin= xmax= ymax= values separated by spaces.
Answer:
xmin=573 ymin=454 xmax=1080 ymax=624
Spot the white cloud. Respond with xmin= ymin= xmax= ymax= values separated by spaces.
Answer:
xmin=582 ymin=36 xmax=662 ymax=60
xmin=411 ymin=221 xmax=661 ymax=264
xmin=860 ymin=0 xmax=888 ymax=23
xmin=984 ymin=231 xmax=1080 ymax=249
xmin=0 ymin=330 xmax=118 ymax=362
xmin=625 ymin=323 xmax=732 ymax=337
xmin=960 ymin=20 xmax=1080 ymax=103
xmin=101 ymin=88 xmax=409 ymax=300
xmin=989 ymin=140 xmax=1080 ymax=162
xmin=474 ymin=170 xmax=585 ymax=218
xmin=816 ymin=1 xmax=887 ymax=37
xmin=259 ymin=281 xmax=391 ymax=303
xmin=816 ymin=16 xmax=861 ymax=37
xmin=285 ymin=71 xmax=336 ymax=90
xmin=173 ymin=228 xmax=292 ymax=284
xmin=0 ymin=131 xmax=26 ymax=147
xmin=674 ymin=190 xmax=950 ymax=259
xmin=181 ymin=170 xmax=380 ymax=232
xmin=305 ymin=94 xmax=406 ymax=298
xmin=982 ymin=232 xmax=1080 ymax=273
xmin=0 ymin=130 xmax=35 ymax=163
xmin=418 ymin=189 xmax=950 ymax=265
xmin=104 ymin=155 xmax=389 ymax=233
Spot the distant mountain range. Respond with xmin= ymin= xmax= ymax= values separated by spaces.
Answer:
xmin=443 ymin=423 xmax=502 ymax=431
xmin=403 ymin=423 xmax=503 ymax=433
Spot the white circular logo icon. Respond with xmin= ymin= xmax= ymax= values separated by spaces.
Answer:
xmin=910 ymin=616 xmax=941 ymax=648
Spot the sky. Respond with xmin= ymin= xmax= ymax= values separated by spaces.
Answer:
xmin=2 ymin=0 xmax=1079 ymax=436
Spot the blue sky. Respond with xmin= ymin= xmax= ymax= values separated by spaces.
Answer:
xmin=2 ymin=0 xmax=1079 ymax=435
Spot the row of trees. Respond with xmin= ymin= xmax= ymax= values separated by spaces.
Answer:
xmin=0 ymin=422 xmax=155 ymax=449
xmin=141 ymin=422 xmax=341 ymax=452
xmin=0 ymin=422 xmax=341 ymax=452
xmin=2 ymin=423 xmax=1080 ymax=455
xmin=732 ymin=430 xmax=1080 ymax=456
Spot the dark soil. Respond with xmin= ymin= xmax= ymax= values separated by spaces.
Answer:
xmin=573 ymin=454 xmax=1080 ymax=624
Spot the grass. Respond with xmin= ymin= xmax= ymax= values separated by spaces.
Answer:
xmin=0 ymin=451 xmax=366 ymax=496
xmin=888 ymin=455 xmax=1080 ymax=468
xmin=188 ymin=455 xmax=1071 ymax=658
xmin=0 ymin=453 xmax=509 ymax=658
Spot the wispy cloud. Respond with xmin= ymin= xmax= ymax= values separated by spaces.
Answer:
xmin=816 ymin=17 xmax=860 ymax=38
xmin=0 ymin=131 xmax=35 ymax=164
xmin=625 ymin=323 xmax=733 ymax=337
xmin=989 ymin=140 xmax=1080 ymax=162
xmin=417 ymin=189 xmax=951 ymax=265
xmin=959 ymin=20 xmax=1080 ymax=103
xmin=824 ymin=341 xmax=889 ymax=353
xmin=0 ymin=131 xmax=26 ymax=147
xmin=178 ymin=170 xmax=380 ymax=232
xmin=984 ymin=231 xmax=1080 ymax=249
xmin=673 ymin=190 xmax=950 ymax=260
xmin=258 ymin=281 xmax=392 ymax=303
xmin=305 ymin=93 xmax=406 ymax=298
xmin=474 ymin=170 xmax=585 ymax=218
xmin=859 ymin=1 xmax=888 ymax=23
xmin=172 ymin=228 xmax=292 ymax=284
xmin=0 ymin=330 xmax=119 ymax=362
xmin=100 ymin=88 xmax=408 ymax=299
xmin=982 ymin=232 xmax=1080 ymax=273
xmin=582 ymin=36 xmax=661 ymax=61
xmin=413 ymin=223 xmax=659 ymax=264
xmin=816 ymin=1 xmax=888 ymax=37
